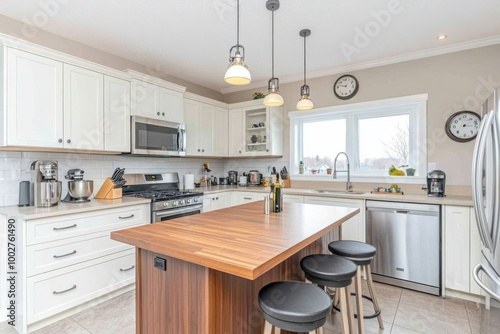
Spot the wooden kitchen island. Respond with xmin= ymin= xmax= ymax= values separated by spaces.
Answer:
xmin=111 ymin=201 xmax=359 ymax=334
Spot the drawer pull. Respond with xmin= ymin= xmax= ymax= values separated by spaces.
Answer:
xmin=394 ymin=210 xmax=410 ymax=214
xmin=53 ymin=285 xmax=77 ymax=295
xmin=118 ymin=214 xmax=135 ymax=219
xmin=53 ymin=250 xmax=77 ymax=258
xmin=120 ymin=265 xmax=135 ymax=272
xmin=53 ymin=224 xmax=77 ymax=231
xmin=243 ymin=197 xmax=252 ymax=200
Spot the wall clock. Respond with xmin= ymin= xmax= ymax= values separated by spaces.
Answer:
xmin=445 ymin=110 xmax=481 ymax=142
xmin=334 ymin=74 xmax=359 ymax=100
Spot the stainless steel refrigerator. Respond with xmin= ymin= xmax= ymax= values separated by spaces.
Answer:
xmin=472 ymin=87 xmax=500 ymax=332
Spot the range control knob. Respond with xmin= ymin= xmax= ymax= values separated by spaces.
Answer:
xmin=179 ymin=200 xmax=185 ymax=205
xmin=172 ymin=201 xmax=178 ymax=207
xmin=163 ymin=202 xmax=169 ymax=207
xmin=186 ymin=199 xmax=191 ymax=204
xmin=193 ymin=198 xmax=198 ymax=202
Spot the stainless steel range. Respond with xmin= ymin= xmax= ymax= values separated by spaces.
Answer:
xmin=122 ymin=173 xmax=203 ymax=223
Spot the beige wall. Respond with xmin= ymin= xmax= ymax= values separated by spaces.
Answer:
xmin=0 ymin=14 xmax=223 ymax=100
xmin=224 ymin=45 xmax=500 ymax=187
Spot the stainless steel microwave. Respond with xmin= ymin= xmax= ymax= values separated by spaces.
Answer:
xmin=130 ymin=116 xmax=186 ymax=157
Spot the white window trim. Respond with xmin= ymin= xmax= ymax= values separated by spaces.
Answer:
xmin=289 ymin=94 xmax=428 ymax=184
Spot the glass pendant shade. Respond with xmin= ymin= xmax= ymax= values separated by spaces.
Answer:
xmin=264 ymin=77 xmax=283 ymax=107
xmin=224 ymin=53 xmax=251 ymax=85
xmin=296 ymin=84 xmax=313 ymax=110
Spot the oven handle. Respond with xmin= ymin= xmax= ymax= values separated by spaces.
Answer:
xmin=153 ymin=204 xmax=203 ymax=220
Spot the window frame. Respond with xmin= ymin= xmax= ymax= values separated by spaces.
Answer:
xmin=289 ymin=94 xmax=427 ymax=184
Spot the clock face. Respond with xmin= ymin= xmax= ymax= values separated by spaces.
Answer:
xmin=445 ymin=111 xmax=481 ymax=142
xmin=334 ymin=75 xmax=359 ymax=100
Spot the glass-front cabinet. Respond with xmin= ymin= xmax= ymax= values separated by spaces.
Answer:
xmin=228 ymin=101 xmax=283 ymax=157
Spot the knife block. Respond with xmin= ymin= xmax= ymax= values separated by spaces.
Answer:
xmin=282 ymin=179 xmax=291 ymax=188
xmin=95 ymin=178 xmax=122 ymax=199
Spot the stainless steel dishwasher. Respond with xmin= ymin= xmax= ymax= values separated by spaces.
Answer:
xmin=366 ymin=200 xmax=441 ymax=295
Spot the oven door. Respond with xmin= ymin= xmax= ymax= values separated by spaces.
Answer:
xmin=152 ymin=204 xmax=203 ymax=223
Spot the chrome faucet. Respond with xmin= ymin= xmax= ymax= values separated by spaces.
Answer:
xmin=332 ymin=152 xmax=352 ymax=191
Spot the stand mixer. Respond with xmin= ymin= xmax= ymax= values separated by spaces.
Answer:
xmin=30 ymin=160 xmax=62 ymax=207
xmin=61 ymin=169 xmax=94 ymax=203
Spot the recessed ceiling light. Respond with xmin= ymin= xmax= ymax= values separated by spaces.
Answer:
xmin=437 ymin=35 xmax=447 ymax=40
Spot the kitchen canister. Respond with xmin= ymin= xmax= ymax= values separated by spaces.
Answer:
xmin=18 ymin=181 xmax=30 ymax=207
xmin=183 ymin=173 xmax=195 ymax=191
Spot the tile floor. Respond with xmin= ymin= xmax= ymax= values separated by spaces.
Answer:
xmin=0 ymin=282 xmax=494 ymax=334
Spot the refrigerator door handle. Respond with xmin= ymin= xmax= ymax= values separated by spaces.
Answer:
xmin=473 ymin=112 xmax=494 ymax=250
xmin=491 ymin=112 xmax=500 ymax=251
xmin=473 ymin=263 xmax=500 ymax=301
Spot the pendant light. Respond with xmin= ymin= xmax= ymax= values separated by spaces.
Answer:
xmin=224 ymin=0 xmax=251 ymax=85
xmin=296 ymin=29 xmax=314 ymax=110
xmin=263 ymin=0 xmax=284 ymax=107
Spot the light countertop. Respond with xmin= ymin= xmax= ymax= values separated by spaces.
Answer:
xmin=0 ymin=196 xmax=151 ymax=220
xmin=194 ymin=185 xmax=473 ymax=207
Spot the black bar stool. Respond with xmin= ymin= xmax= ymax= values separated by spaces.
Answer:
xmin=258 ymin=281 xmax=332 ymax=334
xmin=329 ymin=240 xmax=383 ymax=334
xmin=300 ymin=254 xmax=357 ymax=334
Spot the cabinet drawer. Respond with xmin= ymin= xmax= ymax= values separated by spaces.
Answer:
xmin=26 ymin=230 xmax=133 ymax=276
xmin=27 ymin=205 xmax=147 ymax=245
xmin=27 ymin=250 xmax=136 ymax=323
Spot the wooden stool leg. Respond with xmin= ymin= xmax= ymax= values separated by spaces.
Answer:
xmin=339 ymin=287 xmax=350 ymax=334
xmin=263 ymin=320 xmax=273 ymax=334
xmin=354 ymin=268 xmax=365 ymax=334
xmin=365 ymin=264 xmax=384 ymax=329
xmin=274 ymin=327 xmax=281 ymax=334
xmin=345 ymin=285 xmax=355 ymax=334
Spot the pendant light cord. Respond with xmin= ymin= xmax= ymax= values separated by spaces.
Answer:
xmin=271 ymin=8 xmax=275 ymax=78
xmin=303 ymin=33 xmax=306 ymax=85
xmin=236 ymin=0 xmax=240 ymax=47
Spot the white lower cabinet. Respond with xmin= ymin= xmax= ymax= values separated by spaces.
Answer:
xmin=13 ymin=203 xmax=149 ymax=334
xmin=283 ymin=194 xmax=304 ymax=203
xmin=444 ymin=205 xmax=482 ymax=295
xmin=203 ymin=193 xmax=230 ymax=212
xmin=303 ymin=196 xmax=365 ymax=242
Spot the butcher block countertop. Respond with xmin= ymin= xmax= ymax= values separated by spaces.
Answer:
xmin=111 ymin=201 xmax=359 ymax=280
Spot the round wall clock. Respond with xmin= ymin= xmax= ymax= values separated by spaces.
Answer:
xmin=445 ymin=110 xmax=481 ymax=142
xmin=334 ymin=74 xmax=359 ymax=100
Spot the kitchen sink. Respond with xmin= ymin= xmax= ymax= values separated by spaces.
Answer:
xmin=308 ymin=190 xmax=366 ymax=195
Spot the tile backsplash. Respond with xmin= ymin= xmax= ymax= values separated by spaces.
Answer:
xmin=0 ymin=151 xmax=288 ymax=206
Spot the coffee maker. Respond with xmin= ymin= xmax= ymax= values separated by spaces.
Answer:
xmin=30 ymin=160 xmax=62 ymax=207
xmin=228 ymin=171 xmax=238 ymax=185
xmin=427 ymin=170 xmax=446 ymax=197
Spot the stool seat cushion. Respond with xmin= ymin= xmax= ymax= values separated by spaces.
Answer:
xmin=300 ymin=254 xmax=357 ymax=282
xmin=329 ymin=240 xmax=376 ymax=258
xmin=259 ymin=281 xmax=332 ymax=324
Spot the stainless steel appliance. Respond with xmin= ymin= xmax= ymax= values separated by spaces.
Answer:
xmin=122 ymin=172 xmax=203 ymax=223
xmin=228 ymin=171 xmax=238 ymax=185
xmin=61 ymin=169 xmax=94 ymax=203
xmin=30 ymin=160 xmax=62 ymax=207
xmin=129 ymin=116 xmax=186 ymax=157
xmin=426 ymin=170 xmax=446 ymax=197
xmin=472 ymin=87 xmax=500 ymax=330
xmin=248 ymin=170 xmax=262 ymax=186
xmin=366 ymin=200 xmax=441 ymax=295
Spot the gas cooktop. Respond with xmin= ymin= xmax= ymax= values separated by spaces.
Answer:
xmin=125 ymin=190 xmax=200 ymax=202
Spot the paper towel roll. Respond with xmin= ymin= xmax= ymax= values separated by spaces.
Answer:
xmin=184 ymin=174 xmax=195 ymax=190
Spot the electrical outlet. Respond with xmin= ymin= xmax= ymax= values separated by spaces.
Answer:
xmin=154 ymin=256 xmax=167 ymax=271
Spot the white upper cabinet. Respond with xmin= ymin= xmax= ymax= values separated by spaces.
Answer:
xmin=128 ymin=70 xmax=186 ymax=123
xmin=63 ymin=64 xmax=104 ymax=150
xmin=3 ymin=48 xmax=64 ymax=148
xmin=228 ymin=101 xmax=284 ymax=157
xmin=104 ymin=76 xmax=130 ymax=152
xmin=184 ymin=93 xmax=228 ymax=157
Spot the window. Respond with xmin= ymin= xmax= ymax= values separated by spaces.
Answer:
xmin=289 ymin=94 xmax=427 ymax=180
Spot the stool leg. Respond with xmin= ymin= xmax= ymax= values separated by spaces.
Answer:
xmin=339 ymin=287 xmax=350 ymax=334
xmin=263 ymin=320 xmax=273 ymax=334
xmin=354 ymin=268 xmax=365 ymax=334
xmin=274 ymin=328 xmax=281 ymax=334
xmin=333 ymin=288 xmax=340 ymax=313
xmin=365 ymin=264 xmax=384 ymax=329
xmin=345 ymin=285 xmax=355 ymax=334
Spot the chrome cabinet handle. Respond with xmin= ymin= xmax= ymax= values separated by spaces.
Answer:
xmin=67 ymin=139 xmax=71 ymax=144
xmin=162 ymin=112 xmax=165 ymax=116
xmin=243 ymin=197 xmax=252 ymax=200
xmin=157 ymin=112 xmax=160 ymax=116
xmin=473 ymin=263 xmax=500 ymax=301
xmin=202 ymin=149 xmax=205 ymax=152
xmin=53 ymin=250 xmax=77 ymax=258
xmin=118 ymin=214 xmax=135 ymax=219
xmin=120 ymin=265 xmax=135 ymax=272
xmin=198 ymin=149 xmax=201 ymax=152
xmin=58 ymin=138 xmax=63 ymax=143
xmin=53 ymin=285 xmax=77 ymax=294
xmin=394 ymin=210 xmax=409 ymax=214
xmin=53 ymin=224 xmax=77 ymax=231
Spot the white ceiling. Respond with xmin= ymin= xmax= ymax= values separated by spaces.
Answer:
xmin=1 ymin=0 xmax=500 ymax=94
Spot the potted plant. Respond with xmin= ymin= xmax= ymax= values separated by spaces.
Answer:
xmin=252 ymin=92 xmax=266 ymax=100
